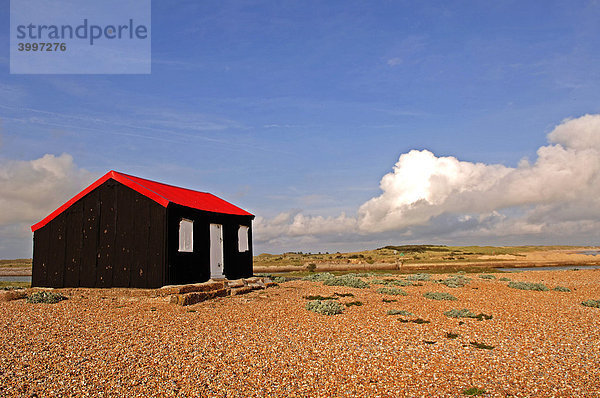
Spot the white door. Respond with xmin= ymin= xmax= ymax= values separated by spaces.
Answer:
xmin=209 ymin=224 xmax=225 ymax=279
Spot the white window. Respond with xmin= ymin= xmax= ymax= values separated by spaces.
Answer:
xmin=238 ymin=225 xmax=249 ymax=252
xmin=178 ymin=219 xmax=194 ymax=252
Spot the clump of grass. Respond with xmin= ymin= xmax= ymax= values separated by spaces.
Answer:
xmin=470 ymin=341 xmax=494 ymax=350
xmin=377 ymin=287 xmax=407 ymax=296
xmin=423 ymin=291 xmax=457 ymax=301
xmin=508 ymin=281 xmax=549 ymax=291
xmin=478 ymin=274 xmax=496 ymax=280
xmin=444 ymin=308 xmax=492 ymax=321
xmin=304 ymin=294 xmax=338 ymax=300
xmin=382 ymin=298 xmax=397 ymax=303
xmin=272 ymin=276 xmax=289 ymax=283
xmin=323 ymin=275 xmax=370 ymax=289
xmin=437 ymin=275 xmax=470 ymax=288
xmin=306 ymin=300 xmax=344 ymax=315
xmin=386 ymin=309 xmax=414 ymax=316
xmin=499 ymin=277 xmax=511 ymax=282
xmin=445 ymin=332 xmax=460 ymax=339
xmin=26 ymin=291 xmax=66 ymax=304
xmin=302 ymin=272 xmax=335 ymax=282
xmin=581 ymin=299 xmax=600 ymax=308
xmin=345 ymin=301 xmax=363 ymax=307
xmin=334 ymin=292 xmax=354 ymax=297
xmin=553 ymin=286 xmax=571 ymax=292
xmin=399 ymin=318 xmax=430 ymax=324
xmin=423 ymin=340 xmax=436 ymax=344
xmin=406 ymin=273 xmax=431 ymax=281
xmin=463 ymin=386 xmax=486 ymax=396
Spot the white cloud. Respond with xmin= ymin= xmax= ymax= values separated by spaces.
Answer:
xmin=255 ymin=114 xmax=600 ymax=249
xmin=0 ymin=153 xmax=94 ymax=227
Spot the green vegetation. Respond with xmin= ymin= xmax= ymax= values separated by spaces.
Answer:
xmin=470 ymin=342 xmax=495 ymax=350
xmin=444 ymin=308 xmax=492 ymax=320
xmin=400 ymin=318 xmax=430 ymax=324
xmin=304 ymin=294 xmax=338 ymax=300
xmin=26 ymin=291 xmax=66 ymax=304
xmin=581 ymin=299 xmax=600 ymax=308
xmin=377 ymin=287 xmax=407 ymax=296
xmin=406 ymin=273 xmax=431 ymax=281
xmin=478 ymin=274 xmax=496 ymax=280
xmin=334 ymin=292 xmax=354 ymax=297
xmin=437 ymin=275 xmax=470 ymax=288
xmin=508 ymin=281 xmax=549 ymax=291
xmin=553 ymin=286 xmax=571 ymax=292
xmin=322 ymin=274 xmax=370 ymax=289
xmin=445 ymin=332 xmax=460 ymax=339
xmin=386 ymin=309 xmax=414 ymax=316
xmin=306 ymin=263 xmax=317 ymax=272
xmin=499 ymin=277 xmax=511 ymax=282
xmin=345 ymin=301 xmax=363 ymax=307
xmin=306 ymin=300 xmax=344 ymax=315
xmin=423 ymin=292 xmax=457 ymax=301
xmin=463 ymin=387 xmax=487 ymax=396
xmin=382 ymin=298 xmax=397 ymax=303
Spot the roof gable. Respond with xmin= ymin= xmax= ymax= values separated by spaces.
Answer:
xmin=31 ymin=170 xmax=254 ymax=232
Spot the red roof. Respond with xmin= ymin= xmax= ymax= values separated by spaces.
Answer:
xmin=31 ymin=170 xmax=253 ymax=232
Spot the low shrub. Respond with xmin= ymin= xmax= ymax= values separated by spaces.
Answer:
xmin=508 ymin=281 xmax=549 ymax=291
xmin=553 ymin=286 xmax=571 ymax=292
xmin=334 ymin=292 xmax=354 ymax=297
xmin=382 ymin=298 xmax=397 ymax=303
xmin=272 ymin=276 xmax=289 ymax=283
xmin=304 ymin=294 xmax=338 ymax=300
xmin=26 ymin=291 xmax=66 ymax=304
xmin=386 ymin=309 xmax=414 ymax=316
xmin=406 ymin=273 xmax=431 ymax=281
xmin=478 ymin=274 xmax=496 ymax=280
xmin=423 ymin=292 xmax=457 ymax=301
xmin=445 ymin=332 xmax=460 ymax=339
xmin=444 ymin=308 xmax=476 ymax=318
xmin=345 ymin=301 xmax=363 ymax=307
xmin=323 ymin=275 xmax=370 ymax=289
xmin=306 ymin=300 xmax=344 ymax=315
xmin=470 ymin=341 xmax=494 ymax=350
xmin=377 ymin=287 xmax=407 ymax=296
xmin=463 ymin=386 xmax=486 ymax=396
xmin=444 ymin=308 xmax=492 ymax=320
xmin=437 ymin=275 xmax=470 ymax=288
xmin=399 ymin=318 xmax=430 ymax=324
xmin=582 ymin=299 xmax=600 ymax=308
xmin=499 ymin=277 xmax=511 ymax=282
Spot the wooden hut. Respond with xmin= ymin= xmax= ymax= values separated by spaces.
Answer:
xmin=31 ymin=171 xmax=254 ymax=288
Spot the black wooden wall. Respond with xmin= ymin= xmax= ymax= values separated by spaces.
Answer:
xmin=166 ymin=204 xmax=254 ymax=285
xmin=32 ymin=180 xmax=167 ymax=288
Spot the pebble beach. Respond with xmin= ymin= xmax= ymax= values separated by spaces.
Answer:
xmin=1 ymin=269 xmax=599 ymax=397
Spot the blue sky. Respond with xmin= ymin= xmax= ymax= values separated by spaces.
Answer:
xmin=2 ymin=1 xmax=600 ymax=257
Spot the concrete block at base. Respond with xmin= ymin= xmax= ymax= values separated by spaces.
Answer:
xmin=230 ymin=286 xmax=253 ymax=295
xmin=226 ymin=279 xmax=245 ymax=288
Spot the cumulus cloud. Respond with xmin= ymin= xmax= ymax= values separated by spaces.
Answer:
xmin=0 ymin=153 xmax=94 ymax=227
xmin=255 ymin=114 xmax=600 ymax=249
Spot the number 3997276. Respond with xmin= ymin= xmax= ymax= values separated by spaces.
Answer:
xmin=17 ymin=43 xmax=66 ymax=51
